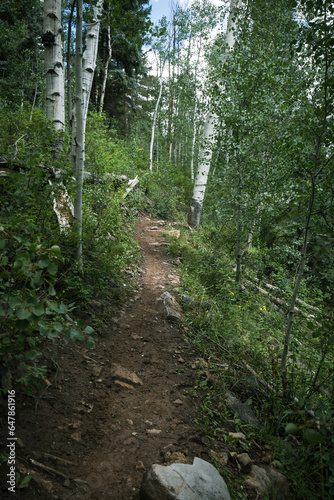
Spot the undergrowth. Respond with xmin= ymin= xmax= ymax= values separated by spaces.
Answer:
xmin=167 ymin=225 xmax=334 ymax=499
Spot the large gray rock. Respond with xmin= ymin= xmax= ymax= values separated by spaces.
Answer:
xmin=226 ymin=393 xmax=261 ymax=429
xmin=245 ymin=465 xmax=290 ymax=500
xmin=161 ymin=292 xmax=185 ymax=323
xmin=140 ymin=457 xmax=231 ymax=500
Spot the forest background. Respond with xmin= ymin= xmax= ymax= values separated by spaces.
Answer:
xmin=0 ymin=0 xmax=333 ymax=498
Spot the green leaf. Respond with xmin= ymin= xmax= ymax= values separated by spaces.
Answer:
xmin=84 ymin=325 xmax=94 ymax=335
xmin=37 ymin=254 xmax=50 ymax=268
xmin=285 ymin=423 xmax=299 ymax=434
xmin=305 ymin=429 xmax=326 ymax=445
xmin=52 ymin=322 xmax=63 ymax=333
xmin=18 ymin=475 xmax=32 ymax=489
xmin=47 ymin=263 xmax=58 ymax=276
xmin=49 ymin=245 xmax=61 ymax=256
xmin=32 ymin=303 xmax=45 ymax=317
xmin=9 ymin=296 xmax=21 ymax=308
xmin=48 ymin=284 xmax=56 ymax=296
xmin=16 ymin=306 xmax=31 ymax=320
xmin=87 ymin=337 xmax=95 ymax=349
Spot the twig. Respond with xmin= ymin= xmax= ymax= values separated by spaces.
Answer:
xmin=43 ymin=453 xmax=75 ymax=467
xmin=13 ymin=135 xmax=26 ymax=160
xmin=29 ymin=458 xmax=68 ymax=480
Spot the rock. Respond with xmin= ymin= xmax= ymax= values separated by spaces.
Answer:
xmin=173 ymin=399 xmax=183 ymax=406
xmin=140 ymin=457 xmax=231 ymax=500
xmin=180 ymin=294 xmax=196 ymax=309
xmin=114 ymin=380 xmax=135 ymax=390
xmin=163 ymin=229 xmax=180 ymax=239
xmin=245 ymin=465 xmax=290 ymax=500
xmin=147 ymin=429 xmax=162 ymax=436
xmin=71 ymin=431 xmax=82 ymax=443
xmin=228 ymin=432 xmax=246 ymax=440
xmin=237 ymin=453 xmax=252 ymax=468
xmin=126 ymin=419 xmax=134 ymax=426
xmin=91 ymin=364 xmax=103 ymax=377
xmin=210 ymin=450 xmax=229 ymax=467
xmin=164 ymin=451 xmax=189 ymax=465
xmin=136 ymin=461 xmax=146 ymax=470
xmin=161 ymin=292 xmax=185 ymax=323
xmin=110 ymin=364 xmax=143 ymax=386
xmin=226 ymin=393 xmax=261 ymax=429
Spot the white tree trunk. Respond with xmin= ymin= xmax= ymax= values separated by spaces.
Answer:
xmin=71 ymin=0 xmax=103 ymax=169
xmin=188 ymin=0 xmax=240 ymax=227
xmin=72 ymin=0 xmax=103 ymax=269
xmin=99 ymin=23 xmax=112 ymax=114
xmin=188 ymin=112 xmax=216 ymax=227
xmin=149 ymin=75 xmax=164 ymax=171
xmin=74 ymin=0 xmax=84 ymax=268
xmin=82 ymin=0 xmax=103 ymax=121
xmin=43 ymin=0 xmax=65 ymax=134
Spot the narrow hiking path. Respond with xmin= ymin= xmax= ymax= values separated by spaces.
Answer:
xmin=1 ymin=214 xmax=236 ymax=499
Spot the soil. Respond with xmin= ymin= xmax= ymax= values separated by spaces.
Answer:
xmin=0 ymin=214 xmax=257 ymax=500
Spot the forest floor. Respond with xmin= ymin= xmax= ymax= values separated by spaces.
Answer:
xmin=0 ymin=214 xmax=261 ymax=500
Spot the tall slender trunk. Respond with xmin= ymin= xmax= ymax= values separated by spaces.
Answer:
xmin=71 ymin=0 xmax=103 ymax=169
xmin=67 ymin=0 xmax=76 ymax=133
xmin=99 ymin=23 xmax=112 ymax=114
xmin=43 ymin=0 xmax=65 ymax=139
xmin=281 ymin=180 xmax=315 ymax=393
xmin=149 ymin=70 xmax=164 ymax=171
xmin=74 ymin=0 xmax=84 ymax=269
xmin=188 ymin=0 xmax=239 ymax=227
xmin=187 ymin=112 xmax=215 ymax=227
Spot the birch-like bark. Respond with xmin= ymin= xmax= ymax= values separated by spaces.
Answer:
xmin=149 ymin=71 xmax=164 ymax=171
xmin=43 ymin=0 xmax=65 ymax=135
xmin=82 ymin=0 xmax=103 ymax=121
xmin=188 ymin=0 xmax=239 ymax=227
xmin=72 ymin=0 xmax=103 ymax=169
xmin=67 ymin=0 xmax=76 ymax=132
xmin=74 ymin=0 xmax=84 ymax=268
xmin=99 ymin=23 xmax=112 ymax=114
xmin=188 ymin=112 xmax=215 ymax=227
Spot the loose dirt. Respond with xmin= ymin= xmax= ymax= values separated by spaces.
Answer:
xmin=0 ymin=214 xmax=248 ymax=500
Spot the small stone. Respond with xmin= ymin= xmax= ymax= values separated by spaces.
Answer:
xmin=173 ymin=399 xmax=183 ymax=405
xmin=178 ymin=357 xmax=185 ymax=363
xmin=91 ymin=364 xmax=102 ymax=377
xmin=16 ymin=437 xmax=25 ymax=448
xmin=126 ymin=419 xmax=134 ymax=426
xmin=228 ymin=432 xmax=246 ymax=440
xmin=136 ymin=461 xmax=146 ymax=470
xmin=237 ymin=453 xmax=252 ymax=467
xmin=110 ymin=364 xmax=143 ymax=386
xmin=63 ymin=478 xmax=70 ymax=487
xmin=71 ymin=432 xmax=82 ymax=443
xmin=147 ymin=429 xmax=162 ymax=435
xmin=114 ymin=380 xmax=135 ymax=390
xmin=210 ymin=450 xmax=229 ymax=467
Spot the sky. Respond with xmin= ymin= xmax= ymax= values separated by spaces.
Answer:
xmin=150 ymin=0 xmax=171 ymax=25
xmin=150 ymin=0 xmax=224 ymax=25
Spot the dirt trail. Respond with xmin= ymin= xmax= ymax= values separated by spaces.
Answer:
xmin=1 ymin=215 xmax=228 ymax=500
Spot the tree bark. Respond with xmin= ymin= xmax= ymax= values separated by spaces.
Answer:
xmin=43 ymin=0 xmax=65 ymax=136
xmin=188 ymin=112 xmax=215 ymax=227
xmin=99 ymin=23 xmax=112 ymax=114
xmin=149 ymin=70 xmax=164 ymax=171
xmin=281 ymin=181 xmax=315 ymax=392
xmin=74 ymin=0 xmax=84 ymax=269
xmin=188 ymin=0 xmax=239 ymax=227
